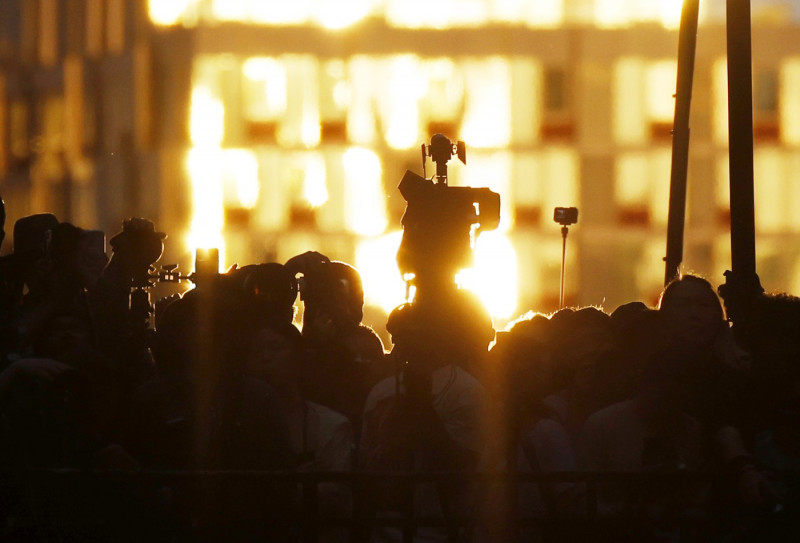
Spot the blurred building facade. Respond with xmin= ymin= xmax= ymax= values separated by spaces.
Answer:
xmin=2 ymin=0 xmax=800 ymax=327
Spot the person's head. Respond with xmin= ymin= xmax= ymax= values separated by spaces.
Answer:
xmin=549 ymin=307 xmax=615 ymax=396
xmin=658 ymin=274 xmax=725 ymax=348
xmin=245 ymin=322 xmax=303 ymax=390
xmin=302 ymin=261 xmax=365 ymax=340
xmin=47 ymin=223 xmax=108 ymax=290
xmin=387 ymin=289 xmax=494 ymax=370
xmin=240 ymin=263 xmax=298 ymax=326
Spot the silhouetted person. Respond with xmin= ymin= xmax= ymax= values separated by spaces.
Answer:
xmin=360 ymin=290 xmax=493 ymax=542
xmin=286 ymin=251 xmax=385 ymax=432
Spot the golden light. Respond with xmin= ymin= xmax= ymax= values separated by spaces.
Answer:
xmin=781 ymin=59 xmax=800 ymax=146
xmin=315 ymin=0 xmax=373 ymax=30
xmin=301 ymin=109 xmax=321 ymax=147
xmin=187 ymin=149 xmax=226 ymax=271
xmin=223 ymin=149 xmax=260 ymax=209
xmin=250 ymin=0 xmax=310 ymax=24
xmin=457 ymin=151 xmax=514 ymax=231
xmin=348 ymin=57 xmax=378 ymax=144
xmin=647 ymin=60 xmax=678 ymax=122
xmin=355 ymin=231 xmax=407 ymax=314
xmin=148 ymin=0 xmax=193 ymax=26
xmin=303 ymin=153 xmax=328 ymax=207
xmin=211 ymin=0 xmax=247 ymax=21
xmin=594 ymin=0 xmax=629 ymax=28
xmin=491 ymin=0 xmax=564 ymax=27
xmin=457 ymin=231 xmax=518 ymax=320
xmin=189 ymin=86 xmax=224 ymax=147
xmin=657 ymin=0 xmax=684 ymax=29
xmin=461 ymin=58 xmax=511 ymax=148
xmin=343 ymin=147 xmax=387 ymax=236
xmin=384 ymin=56 xmax=423 ymax=150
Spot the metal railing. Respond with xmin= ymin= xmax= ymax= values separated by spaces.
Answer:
xmin=2 ymin=468 xmax=797 ymax=541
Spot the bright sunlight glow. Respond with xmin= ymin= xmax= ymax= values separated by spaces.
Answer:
xmin=148 ymin=0 xmax=192 ymax=26
xmin=187 ymin=148 xmax=226 ymax=271
xmin=457 ymin=231 xmax=518 ymax=320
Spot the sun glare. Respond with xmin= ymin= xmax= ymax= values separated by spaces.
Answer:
xmin=148 ymin=0 xmax=192 ymax=26
xmin=187 ymin=149 xmax=226 ymax=271
xmin=315 ymin=0 xmax=372 ymax=30
xmin=344 ymin=147 xmax=387 ymax=236
xmin=356 ymin=231 xmax=407 ymax=314
xmin=190 ymin=86 xmax=224 ymax=147
xmin=303 ymin=153 xmax=329 ymax=207
xmin=658 ymin=0 xmax=684 ymax=30
xmin=457 ymin=231 xmax=518 ymax=320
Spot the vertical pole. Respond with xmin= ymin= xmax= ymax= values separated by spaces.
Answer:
xmin=559 ymin=226 xmax=568 ymax=309
xmin=726 ymin=0 xmax=757 ymax=280
xmin=664 ymin=0 xmax=700 ymax=285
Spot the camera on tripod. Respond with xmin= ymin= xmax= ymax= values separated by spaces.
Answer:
xmin=396 ymin=134 xmax=501 ymax=298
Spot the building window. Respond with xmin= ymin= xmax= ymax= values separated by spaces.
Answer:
xmin=106 ymin=0 xmax=126 ymax=54
xmin=613 ymin=57 xmax=676 ymax=145
xmin=541 ymin=66 xmax=574 ymax=141
xmin=614 ymin=149 xmax=671 ymax=227
xmin=9 ymin=100 xmax=30 ymax=168
xmin=754 ymin=69 xmax=779 ymax=141
xmin=86 ymin=0 xmax=105 ymax=56
xmin=780 ymin=58 xmax=800 ymax=147
xmin=38 ymin=0 xmax=59 ymax=66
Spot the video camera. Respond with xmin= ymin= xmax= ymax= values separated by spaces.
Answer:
xmin=396 ymin=134 xmax=500 ymax=297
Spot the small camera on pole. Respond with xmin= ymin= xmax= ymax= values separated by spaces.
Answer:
xmin=553 ymin=207 xmax=578 ymax=309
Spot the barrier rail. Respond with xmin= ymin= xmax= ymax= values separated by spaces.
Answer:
xmin=2 ymin=469 xmax=797 ymax=541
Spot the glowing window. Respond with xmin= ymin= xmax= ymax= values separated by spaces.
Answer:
xmin=242 ymin=58 xmax=287 ymax=121
xmin=539 ymin=147 xmax=580 ymax=223
xmin=189 ymin=86 xmax=224 ymax=147
xmin=250 ymin=0 xmax=311 ymax=25
xmin=594 ymin=0 xmax=683 ymax=28
xmin=780 ymin=58 xmax=800 ymax=146
xmin=754 ymin=147 xmax=788 ymax=233
xmin=149 ymin=0 xmax=196 ymax=26
xmin=314 ymin=0 xmax=374 ymax=30
xmin=421 ymin=59 xmax=465 ymax=123
xmin=511 ymin=59 xmax=542 ymax=145
xmin=613 ymin=57 xmax=647 ymax=144
xmin=461 ymin=57 xmax=512 ymax=148
xmin=615 ymin=149 xmax=671 ymax=226
xmin=278 ymin=56 xmax=320 ymax=148
xmin=647 ymin=60 xmax=677 ymax=124
xmin=377 ymin=56 xmax=423 ymax=150
xmin=220 ymin=149 xmax=260 ymax=209
xmin=385 ymin=0 xmax=488 ymax=28
xmin=187 ymin=148 xmax=226 ymax=267
xmin=347 ymin=56 xmax=378 ymax=145
xmin=492 ymin=0 xmax=564 ymax=27
xmin=343 ymin=147 xmax=387 ymax=236
xmin=712 ymin=58 xmax=730 ymax=146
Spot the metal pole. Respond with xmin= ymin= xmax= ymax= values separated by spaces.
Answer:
xmin=726 ymin=0 xmax=757 ymax=280
xmin=664 ymin=0 xmax=700 ymax=286
xmin=559 ymin=226 xmax=568 ymax=309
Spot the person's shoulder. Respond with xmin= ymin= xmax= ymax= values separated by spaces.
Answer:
xmin=363 ymin=373 xmax=399 ymax=412
xmin=584 ymin=399 xmax=638 ymax=429
xmin=307 ymin=400 xmax=351 ymax=431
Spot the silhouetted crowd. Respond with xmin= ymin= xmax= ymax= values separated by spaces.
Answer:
xmin=0 ymin=206 xmax=798 ymax=542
